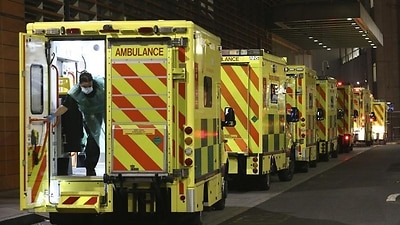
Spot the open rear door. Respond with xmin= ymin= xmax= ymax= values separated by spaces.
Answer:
xmin=19 ymin=33 xmax=51 ymax=210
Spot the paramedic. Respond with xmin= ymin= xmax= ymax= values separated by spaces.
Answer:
xmin=48 ymin=71 xmax=105 ymax=176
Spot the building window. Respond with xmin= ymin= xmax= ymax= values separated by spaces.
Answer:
xmin=341 ymin=48 xmax=360 ymax=64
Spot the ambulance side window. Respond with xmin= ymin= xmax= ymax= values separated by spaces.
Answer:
xmin=308 ymin=93 xmax=313 ymax=109
xmin=270 ymin=83 xmax=278 ymax=104
xmin=204 ymin=76 xmax=212 ymax=107
xmin=30 ymin=64 xmax=44 ymax=114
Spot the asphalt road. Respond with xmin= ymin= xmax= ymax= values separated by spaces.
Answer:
xmin=216 ymin=144 xmax=400 ymax=225
xmin=32 ymin=144 xmax=400 ymax=225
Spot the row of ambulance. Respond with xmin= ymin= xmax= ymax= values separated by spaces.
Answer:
xmin=221 ymin=50 xmax=388 ymax=189
xmin=19 ymin=21 xmax=388 ymax=225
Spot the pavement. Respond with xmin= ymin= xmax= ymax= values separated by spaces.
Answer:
xmin=0 ymin=189 xmax=48 ymax=225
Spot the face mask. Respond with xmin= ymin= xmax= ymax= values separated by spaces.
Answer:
xmin=81 ymin=86 xmax=93 ymax=94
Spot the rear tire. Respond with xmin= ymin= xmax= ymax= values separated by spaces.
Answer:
xmin=295 ymin=161 xmax=309 ymax=173
xmin=259 ymin=173 xmax=271 ymax=190
xmin=278 ymin=159 xmax=294 ymax=181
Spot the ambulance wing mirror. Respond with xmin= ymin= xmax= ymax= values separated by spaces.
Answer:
xmin=353 ymin=110 xmax=359 ymax=118
xmin=287 ymin=107 xmax=299 ymax=123
xmin=316 ymin=108 xmax=324 ymax=121
xmin=369 ymin=112 xmax=377 ymax=121
xmin=222 ymin=107 xmax=236 ymax=127
xmin=337 ymin=109 xmax=345 ymax=119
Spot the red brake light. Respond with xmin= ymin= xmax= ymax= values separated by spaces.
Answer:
xmin=138 ymin=27 xmax=154 ymax=35
xmin=66 ymin=28 xmax=81 ymax=35
xmin=184 ymin=127 xmax=193 ymax=134
xmin=184 ymin=158 xmax=193 ymax=166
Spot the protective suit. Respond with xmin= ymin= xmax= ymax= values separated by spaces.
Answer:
xmin=68 ymin=76 xmax=105 ymax=175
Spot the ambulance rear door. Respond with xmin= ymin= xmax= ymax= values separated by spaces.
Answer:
xmin=221 ymin=63 xmax=251 ymax=154
xmin=109 ymin=38 xmax=170 ymax=176
xmin=19 ymin=33 xmax=51 ymax=210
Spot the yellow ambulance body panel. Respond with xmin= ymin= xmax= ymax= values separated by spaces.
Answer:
xmin=316 ymin=77 xmax=338 ymax=161
xmin=337 ymin=83 xmax=355 ymax=153
xmin=352 ymin=87 xmax=373 ymax=146
xmin=19 ymin=20 xmax=235 ymax=225
xmin=221 ymin=49 xmax=294 ymax=190
xmin=372 ymin=99 xmax=388 ymax=144
xmin=285 ymin=65 xmax=318 ymax=172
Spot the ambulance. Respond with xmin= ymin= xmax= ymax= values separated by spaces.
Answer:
xmin=220 ymin=49 xmax=297 ymax=190
xmin=371 ymin=99 xmax=388 ymax=144
xmin=315 ymin=77 xmax=338 ymax=161
xmin=336 ymin=83 xmax=354 ymax=153
xmin=285 ymin=65 xmax=320 ymax=172
xmin=352 ymin=87 xmax=373 ymax=146
xmin=19 ymin=20 xmax=236 ymax=225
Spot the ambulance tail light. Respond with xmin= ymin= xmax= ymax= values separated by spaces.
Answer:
xmin=184 ymin=125 xmax=194 ymax=167
xmin=138 ymin=27 xmax=155 ymax=35
xmin=184 ymin=158 xmax=193 ymax=166
xmin=184 ymin=126 xmax=193 ymax=135
xmin=66 ymin=28 xmax=81 ymax=35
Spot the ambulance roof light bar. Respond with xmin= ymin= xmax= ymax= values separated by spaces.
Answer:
xmin=221 ymin=49 xmax=263 ymax=56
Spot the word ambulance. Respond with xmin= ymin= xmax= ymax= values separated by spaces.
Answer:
xmin=19 ymin=20 xmax=235 ymax=225
xmin=114 ymin=46 xmax=165 ymax=57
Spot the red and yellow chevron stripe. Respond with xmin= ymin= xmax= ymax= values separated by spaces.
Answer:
xmin=111 ymin=56 xmax=168 ymax=172
xmin=221 ymin=64 xmax=259 ymax=154
xmin=337 ymin=85 xmax=352 ymax=135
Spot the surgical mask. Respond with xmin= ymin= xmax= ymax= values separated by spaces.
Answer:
xmin=81 ymin=86 xmax=93 ymax=94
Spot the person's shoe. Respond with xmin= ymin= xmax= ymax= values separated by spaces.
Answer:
xmin=86 ymin=170 xmax=96 ymax=176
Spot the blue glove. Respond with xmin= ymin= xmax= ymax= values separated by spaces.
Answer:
xmin=46 ymin=113 xmax=56 ymax=122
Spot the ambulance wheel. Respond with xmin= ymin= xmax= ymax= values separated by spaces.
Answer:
xmin=331 ymin=143 xmax=338 ymax=158
xmin=320 ymin=152 xmax=329 ymax=162
xmin=295 ymin=161 xmax=309 ymax=173
xmin=50 ymin=212 xmax=94 ymax=225
xmin=259 ymin=173 xmax=271 ymax=190
xmin=172 ymin=212 xmax=203 ymax=225
xmin=278 ymin=159 xmax=294 ymax=181
xmin=309 ymin=159 xmax=317 ymax=168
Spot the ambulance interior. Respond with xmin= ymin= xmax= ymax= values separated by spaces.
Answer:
xmin=51 ymin=40 xmax=105 ymax=177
